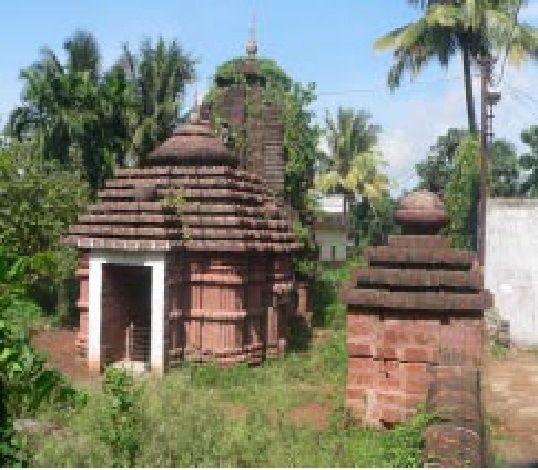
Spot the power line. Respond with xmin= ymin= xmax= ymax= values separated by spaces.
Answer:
xmin=496 ymin=91 xmax=536 ymax=136
xmin=316 ymin=75 xmax=463 ymax=97
xmin=187 ymin=74 xmax=465 ymax=97
xmin=503 ymin=85 xmax=538 ymax=120
xmin=505 ymin=83 xmax=538 ymax=109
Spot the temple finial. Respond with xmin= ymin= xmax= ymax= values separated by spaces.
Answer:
xmin=246 ymin=9 xmax=257 ymax=58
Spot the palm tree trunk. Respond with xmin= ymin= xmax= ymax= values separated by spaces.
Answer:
xmin=462 ymin=45 xmax=477 ymax=133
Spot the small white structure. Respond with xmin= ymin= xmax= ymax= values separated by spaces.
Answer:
xmin=485 ymin=198 xmax=538 ymax=346
xmin=313 ymin=194 xmax=350 ymax=263
xmin=0 ymin=135 xmax=11 ymax=150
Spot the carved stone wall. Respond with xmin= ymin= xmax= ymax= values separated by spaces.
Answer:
xmin=66 ymin=111 xmax=301 ymax=372
xmin=344 ymin=191 xmax=491 ymax=429
xmin=215 ymin=61 xmax=285 ymax=194
xmin=166 ymin=253 xmax=293 ymax=366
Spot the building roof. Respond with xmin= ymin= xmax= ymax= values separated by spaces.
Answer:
xmin=63 ymin=115 xmax=301 ymax=253
xmin=343 ymin=190 xmax=491 ymax=312
xmin=148 ymin=119 xmax=236 ymax=165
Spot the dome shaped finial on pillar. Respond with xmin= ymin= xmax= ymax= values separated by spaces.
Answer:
xmin=395 ymin=190 xmax=448 ymax=235
xmin=246 ymin=9 xmax=257 ymax=58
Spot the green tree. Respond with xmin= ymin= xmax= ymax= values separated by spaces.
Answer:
xmin=281 ymin=82 xmax=320 ymax=215
xmin=316 ymin=108 xmax=388 ymax=197
xmin=323 ymin=108 xmax=382 ymax=176
xmin=444 ymin=135 xmax=480 ymax=249
xmin=416 ymin=128 xmax=520 ymax=197
xmin=0 ymin=142 xmax=89 ymax=315
xmin=7 ymin=32 xmax=194 ymax=192
xmin=490 ymin=139 xmax=520 ymax=197
xmin=0 ymin=141 xmax=88 ymax=256
xmin=315 ymin=108 xmax=389 ymax=211
xmin=315 ymin=108 xmax=390 ymax=254
xmin=376 ymin=0 xmax=538 ymax=132
xmin=63 ymin=30 xmax=101 ymax=82
xmin=120 ymin=38 xmax=196 ymax=162
xmin=416 ymin=128 xmax=467 ymax=193
xmin=354 ymin=194 xmax=398 ymax=249
xmin=519 ymin=125 xmax=538 ymax=196
xmin=7 ymin=30 xmax=138 ymax=192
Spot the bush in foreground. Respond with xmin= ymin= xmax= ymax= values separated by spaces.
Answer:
xmin=28 ymin=332 xmax=428 ymax=467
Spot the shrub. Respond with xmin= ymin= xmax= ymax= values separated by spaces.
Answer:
xmin=0 ymin=378 xmax=26 ymax=467
xmin=96 ymin=368 xmax=143 ymax=467
xmin=0 ymin=143 xmax=89 ymax=318
xmin=0 ymin=318 xmax=83 ymax=418
xmin=0 ymin=314 xmax=84 ymax=467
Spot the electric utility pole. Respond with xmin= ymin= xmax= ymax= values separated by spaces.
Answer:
xmin=477 ymin=54 xmax=500 ymax=268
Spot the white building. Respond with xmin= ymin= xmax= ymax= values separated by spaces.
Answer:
xmin=0 ymin=135 xmax=11 ymax=150
xmin=313 ymin=194 xmax=351 ymax=264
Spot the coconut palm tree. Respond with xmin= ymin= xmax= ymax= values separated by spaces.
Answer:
xmin=315 ymin=108 xmax=388 ymax=202
xmin=8 ymin=46 xmax=77 ymax=164
xmin=8 ymin=32 xmax=194 ymax=192
xmin=119 ymin=38 xmax=196 ymax=161
xmin=323 ymin=108 xmax=382 ymax=177
xmin=375 ymin=0 xmax=538 ymax=132
xmin=7 ymin=31 xmax=138 ymax=192
xmin=63 ymin=30 xmax=101 ymax=82
xmin=315 ymin=109 xmax=389 ymax=252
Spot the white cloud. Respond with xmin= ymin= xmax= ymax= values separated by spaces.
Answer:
xmin=520 ymin=2 xmax=538 ymax=22
xmin=377 ymin=62 xmax=538 ymax=195
xmin=378 ymin=80 xmax=468 ymax=194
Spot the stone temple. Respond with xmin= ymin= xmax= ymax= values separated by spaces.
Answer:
xmin=64 ymin=103 xmax=302 ymax=373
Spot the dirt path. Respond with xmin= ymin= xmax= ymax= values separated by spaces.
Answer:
xmin=483 ymin=349 xmax=538 ymax=467
xmin=32 ymin=329 xmax=98 ymax=388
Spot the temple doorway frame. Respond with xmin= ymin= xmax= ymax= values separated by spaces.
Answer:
xmin=87 ymin=251 xmax=167 ymax=374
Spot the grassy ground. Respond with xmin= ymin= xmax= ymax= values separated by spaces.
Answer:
xmin=27 ymin=328 xmax=428 ymax=467
xmin=25 ymin=262 xmax=428 ymax=467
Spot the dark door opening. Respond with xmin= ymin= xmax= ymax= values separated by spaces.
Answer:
xmin=101 ymin=264 xmax=151 ymax=365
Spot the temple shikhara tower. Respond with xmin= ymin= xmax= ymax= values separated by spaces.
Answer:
xmin=212 ymin=28 xmax=285 ymax=195
xmin=64 ymin=103 xmax=301 ymax=373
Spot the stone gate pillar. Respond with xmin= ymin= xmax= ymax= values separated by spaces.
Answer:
xmin=344 ymin=191 xmax=491 ymax=427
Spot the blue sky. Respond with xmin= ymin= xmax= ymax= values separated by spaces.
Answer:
xmin=2 ymin=0 xmax=538 ymax=191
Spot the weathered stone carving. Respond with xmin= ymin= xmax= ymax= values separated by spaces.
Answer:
xmin=65 ymin=112 xmax=301 ymax=370
xmin=344 ymin=190 xmax=491 ymax=427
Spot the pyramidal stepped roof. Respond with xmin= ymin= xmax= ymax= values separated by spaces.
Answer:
xmin=148 ymin=114 xmax=236 ymax=164
xmin=64 ymin=114 xmax=301 ymax=253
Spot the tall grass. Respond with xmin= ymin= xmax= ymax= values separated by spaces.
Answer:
xmin=28 ymin=331 xmax=428 ymax=467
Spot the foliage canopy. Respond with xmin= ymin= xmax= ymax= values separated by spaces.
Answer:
xmin=376 ymin=0 xmax=538 ymax=132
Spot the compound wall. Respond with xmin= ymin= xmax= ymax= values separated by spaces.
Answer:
xmin=485 ymin=198 xmax=538 ymax=345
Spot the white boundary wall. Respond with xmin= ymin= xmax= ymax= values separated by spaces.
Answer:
xmin=88 ymin=251 xmax=167 ymax=373
xmin=485 ymin=199 xmax=538 ymax=345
